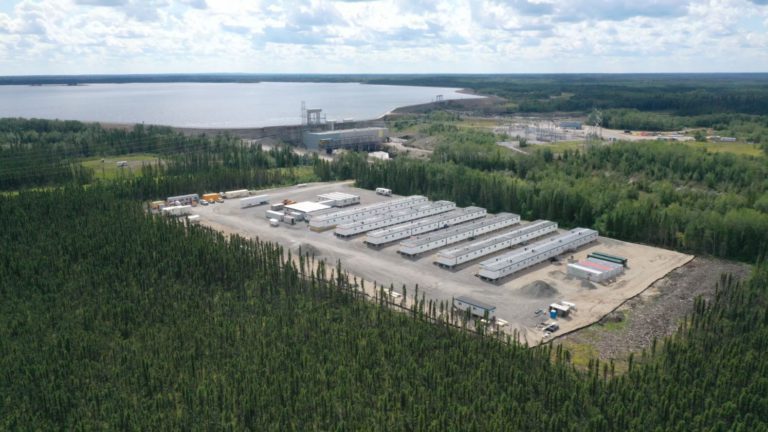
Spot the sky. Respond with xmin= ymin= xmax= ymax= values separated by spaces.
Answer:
xmin=0 ymin=0 xmax=767 ymax=75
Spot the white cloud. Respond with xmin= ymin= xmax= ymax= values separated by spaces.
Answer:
xmin=0 ymin=0 xmax=766 ymax=74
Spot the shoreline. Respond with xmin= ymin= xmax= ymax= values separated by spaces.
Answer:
xmin=32 ymin=88 xmax=489 ymax=134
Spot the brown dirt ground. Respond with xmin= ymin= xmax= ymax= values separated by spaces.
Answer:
xmin=555 ymin=256 xmax=752 ymax=363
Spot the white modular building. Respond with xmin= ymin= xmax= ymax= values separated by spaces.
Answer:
xmin=224 ymin=189 xmax=250 ymax=199
xmin=476 ymin=228 xmax=598 ymax=282
xmin=335 ymin=201 xmax=456 ymax=237
xmin=317 ymin=192 xmax=360 ymax=207
xmin=453 ymin=296 xmax=496 ymax=319
xmin=365 ymin=206 xmax=486 ymax=246
xmin=309 ymin=195 xmax=428 ymax=230
xmin=398 ymin=213 xmax=520 ymax=256
xmin=434 ymin=220 xmax=558 ymax=268
xmin=284 ymin=201 xmax=332 ymax=221
xmin=161 ymin=205 xmax=192 ymax=217
xmin=567 ymin=257 xmax=624 ymax=282
xmin=240 ymin=195 xmax=269 ymax=209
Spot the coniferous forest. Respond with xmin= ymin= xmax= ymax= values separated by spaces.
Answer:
xmin=2 ymin=118 xmax=768 ymax=430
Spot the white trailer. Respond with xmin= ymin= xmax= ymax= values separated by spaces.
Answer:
xmin=317 ymin=192 xmax=360 ymax=207
xmin=453 ymin=296 xmax=496 ymax=319
xmin=435 ymin=220 xmax=558 ymax=268
xmin=365 ymin=206 xmax=486 ymax=246
xmin=240 ymin=194 xmax=269 ymax=209
xmin=398 ymin=213 xmax=520 ymax=256
xmin=161 ymin=205 xmax=192 ymax=217
xmin=187 ymin=214 xmax=200 ymax=224
xmin=375 ymin=187 xmax=392 ymax=196
xmin=309 ymin=195 xmax=427 ymax=231
xmin=335 ymin=201 xmax=456 ymax=237
xmin=477 ymin=228 xmax=598 ymax=282
xmin=166 ymin=194 xmax=199 ymax=206
xmin=265 ymin=210 xmax=284 ymax=220
xmin=224 ymin=189 xmax=250 ymax=199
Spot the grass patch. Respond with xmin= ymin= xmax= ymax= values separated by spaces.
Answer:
xmin=681 ymin=141 xmax=764 ymax=157
xmin=558 ymin=340 xmax=599 ymax=370
xmin=80 ymin=154 xmax=161 ymax=180
xmin=599 ymin=313 xmax=629 ymax=332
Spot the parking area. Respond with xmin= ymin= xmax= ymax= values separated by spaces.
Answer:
xmin=191 ymin=181 xmax=693 ymax=346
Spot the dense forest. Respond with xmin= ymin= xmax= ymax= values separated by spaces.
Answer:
xmin=0 ymin=118 xmax=315 ymax=191
xmin=3 ymin=118 xmax=768 ymax=429
xmin=2 ymin=181 xmax=768 ymax=429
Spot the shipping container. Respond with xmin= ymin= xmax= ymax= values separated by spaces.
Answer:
xmin=202 ymin=193 xmax=220 ymax=203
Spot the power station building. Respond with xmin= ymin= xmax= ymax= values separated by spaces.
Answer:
xmin=303 ymin=127 xmax=387 ymax=153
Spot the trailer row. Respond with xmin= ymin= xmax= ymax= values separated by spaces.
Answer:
xmin=335 ymin=201 xmax=456 ymax=237
xmin=310 ymin=195 xmax=428 ymax=230
xmin=398 ymin=213 xmax=520 ymax=256
xmin=435 ymin=220 xmax=558 ymax=268
xmin=477 ymin=228 xmax=598 ymax=282
xmin=365 ymin=206 xmax=487 ymax=246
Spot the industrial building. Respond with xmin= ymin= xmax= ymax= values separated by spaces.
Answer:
xmin=335 ymin=201 xmax=456 ymax=237
xmin=303 ymin=127 xmax=387 ymax=153
xmin=434 ymin=220 xmax=558 ymax=268
xmin=365 ymin=207 xmax=486 ymax=246
xmin=567 ymin=256 xmax=624 ymax=282
xmin=317 ymin=192 xmax=360 ymax=207
xmin=283 ymin=201 xmax=332 ymax=221
xmin=477 ymin=228 xmax=598 ymax=282
xmin=309 ymin=195 xmax=428 ymax=230
xmin=453 ymin=296 xmax=496 ymax=319
xmin=397 ymin=213 xmax=520 ymax=256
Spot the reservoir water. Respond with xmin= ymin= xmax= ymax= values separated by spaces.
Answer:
xmin=0 ymin=82 xmax=477 ymax=128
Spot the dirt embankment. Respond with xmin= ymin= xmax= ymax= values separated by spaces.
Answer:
xmin=557 ymin=257 xmax=752 ymax=360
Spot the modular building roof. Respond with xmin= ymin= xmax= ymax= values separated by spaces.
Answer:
xmin=455 ymin=296 xmax=496 ymax=311
xmin=285 ymin=201 xmax=332 ymax=214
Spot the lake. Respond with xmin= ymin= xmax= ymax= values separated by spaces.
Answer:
xmin=0 ymin=82 xmax=478 ymax=128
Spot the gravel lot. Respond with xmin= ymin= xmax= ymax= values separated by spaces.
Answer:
xmin=191 ymin=181 xmax=692 ymax=346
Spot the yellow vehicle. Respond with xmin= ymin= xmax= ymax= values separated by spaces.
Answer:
xmin=202 ymin=193 xmax=220 ymax=203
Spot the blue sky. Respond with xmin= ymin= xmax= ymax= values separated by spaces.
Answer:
xmin=1 ymin=0 xmax=767 ymax=75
